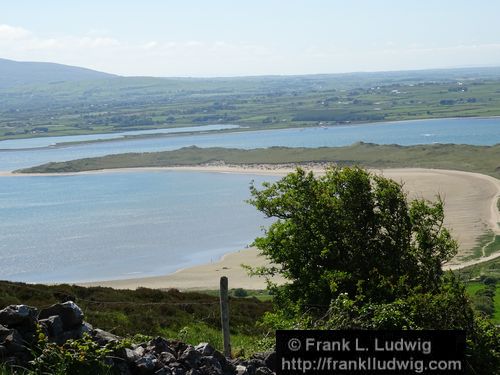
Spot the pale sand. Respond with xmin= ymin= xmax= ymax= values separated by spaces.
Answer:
xmin=83 ymin=247 xmax=285 ymax=290
xmin=70 ymin=166 xmax=500 ymax=290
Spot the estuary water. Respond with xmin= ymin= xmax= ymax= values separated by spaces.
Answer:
xmin=0 ymin=117 xmax=499 ymax=171
xmin=0 ymin=171 xmax=277 ymax=282
xmin=0 ymin=117 xmax=499 ymax=283
xmin=0 ymin=124 xmax=241 ymax=150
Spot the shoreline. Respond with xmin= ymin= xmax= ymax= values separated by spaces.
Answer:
xmin=80 ymin=247 xmax=286 ymax=290
xmin=0 ymin=163 xmax=335 ymax=177
xmin=66 ymin=165 xmax=500 ymax=290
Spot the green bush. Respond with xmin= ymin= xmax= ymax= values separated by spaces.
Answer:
xmin=233 ymin=288 xmax=249 ymax=298
xmin=29 ymin=329 xmax=113 ymax=375
xmin=249 ymin=167 xmax=500 ymax=374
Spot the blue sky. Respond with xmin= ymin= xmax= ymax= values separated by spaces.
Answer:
xmin=1 ymin=1 xmax=500 ymax=76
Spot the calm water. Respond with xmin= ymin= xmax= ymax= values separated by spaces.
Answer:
xmin=0 ymin=171 xmax=276 ymax=283
xmin=0 ymin=124 xmax=240 ymax=150
xmin=0 ymin=117 xmax=499 ymax=171
xmin=0 ymin=117 xmax=499 ymax=283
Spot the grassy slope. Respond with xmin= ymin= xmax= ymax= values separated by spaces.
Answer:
xmin=0 ymin=280 xmax=272 ymax=354
xmin=18 ymin=143 xmax=500 ymax=179
xmin=459 ymin=258 xmax=500 ymax=324
xmin=465 ymin=281 xmax=500 ymax=324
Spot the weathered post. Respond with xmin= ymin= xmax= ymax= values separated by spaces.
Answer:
xmin=219 ymin=276 xmax=231 ymax=358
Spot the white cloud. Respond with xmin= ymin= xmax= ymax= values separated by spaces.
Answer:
xmin=1 ymin=23 xmax=499 ymax=76
xmin=0 ymin=24 xmax=31 ymax=40
xmin=143 ymin=41 xmax=159 ymax=50
xmin=77 ymin=36 xmax=120 ymax=48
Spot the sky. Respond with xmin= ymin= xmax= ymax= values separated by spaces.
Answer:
xmin=1 ymin=0 xmax=500 ymax=77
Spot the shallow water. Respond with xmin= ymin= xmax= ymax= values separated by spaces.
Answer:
xmin=0 ymin=171 xmax=277 ymax=283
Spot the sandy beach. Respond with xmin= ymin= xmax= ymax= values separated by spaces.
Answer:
xmin=72 ymin=165 xmax=500 ymax=290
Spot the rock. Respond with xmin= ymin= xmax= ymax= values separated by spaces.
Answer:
xmin=199 ymin=356 xmax=223 ymax=375
xmin=0 ymin=324 xmax=10 ymax=335
xmin=0 ymin=327 xmax=25 ymax=354
xmin=212 ymin=350 xmax=235 ymax=374
xmin=79 ymin=321 xmax=93 ymax=337
xmin=149 ymin=337 xmax=175 ymax=355
xmin=264 ymin=352 xmax=276 ymax=372
xmin=0 ymin=302 xmax=276 ymax=375
xmin=39 ymin=315 xmax=64 ymax=340
xmin=195 ymin=342 xmax=215 ymax=356
xmin=255 ymin=367 xmax=273 ymax=375
xmin=58 ymin=321 xmax=93 ymax=343
xmin=212 ymin=349 xmax=226 ymax=364
xmin=159 ymin=351 xmax=177 ymax=365
xmin=113 ymin=360 xmax=132 ymax=375
xmin=119 ymin=347 xmax=140 ymax=363
xmin=244 ymin=364 xmax=256 ymax=375
xmin=134 ymin=345 xmax=146 ymax=358
xmin=135 ymin=354 xmax=158 ymax=374
xmin=179 ymin=345 xmax=202 ymax=369
xmin=0 ymin=305 xmax=38 ymax=329
xmin=38 ymin=301 xmax=84 ymax=330
xmin=248 ymin=358 xmax=266 ymax=369
xmin=93 ymin=328 xmax=121 ymax=345
xmin=167 ymin=340 xmax=188 ymax=357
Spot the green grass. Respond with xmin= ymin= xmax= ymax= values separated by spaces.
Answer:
xmin=18 ymin=143 xmax=500 ymax=180
xmin=0 ymin=280 xmax=272 ymax=355
xmin=466 ymin=281 xmax=485 ymax=295
xmin=484 ymin=235 xmax=500 ymax=257
xmin=200 ymin=288 xmax=273 ymax=302
xmin=454 ymin=245 xmax=500 ymax=325
xmin=495 ymin=286 xmax=500 ymax=323
xmin=457 ymin=257 xmax=500 ymax=283
xmin=465 ymin=281 xmax=500 ymax=324
xmin=461 ymin=232 xmax=500 ymax=261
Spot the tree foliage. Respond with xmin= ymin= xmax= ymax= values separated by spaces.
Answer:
xmin=249 ymin=166 xmax=499 ymax=373
xmin=249 ymin=166 xmax=457 ymax=315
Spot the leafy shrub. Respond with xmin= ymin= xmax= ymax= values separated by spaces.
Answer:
xmin=29 ymin=328 xmax=113 ymax=375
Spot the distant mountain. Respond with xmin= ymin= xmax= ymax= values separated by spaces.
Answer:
xmin=0 ymin=58 xmax=116 ymax=88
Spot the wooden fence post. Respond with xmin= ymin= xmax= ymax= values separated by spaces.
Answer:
xmin=219 ymin=276 xmax=231 ymax=358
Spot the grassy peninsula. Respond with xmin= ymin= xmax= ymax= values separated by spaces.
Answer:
xmin=17 ymin=143 xmax=500 ymax=179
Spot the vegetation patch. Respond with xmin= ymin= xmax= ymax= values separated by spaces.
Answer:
xmin=484 ymin=235 xmax=500 ymax=257
xmin=466 ymin=278 xmax=499 ymax=323
xmin=16 ymin=143 xmax=500 ymax=180
xmin=0 ymin=280 xmax=271 ymax=355
xmin=460 ymin=231 xmax=500 ymax=261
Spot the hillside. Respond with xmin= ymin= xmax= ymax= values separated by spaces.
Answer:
xmin=0 ymin=58 xmax=115 ymax=88
xmin=2 ymin=62 xmax=500 ymax=140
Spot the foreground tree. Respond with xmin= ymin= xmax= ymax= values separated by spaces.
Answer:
xmin=249 ymin=166 xmax=499 ymax=373
xmin=249 ymin=166 xmax=457 ymax=314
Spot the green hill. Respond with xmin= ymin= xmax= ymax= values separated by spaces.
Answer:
xmin=0 ymin=58 xmax=115 ymax=88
